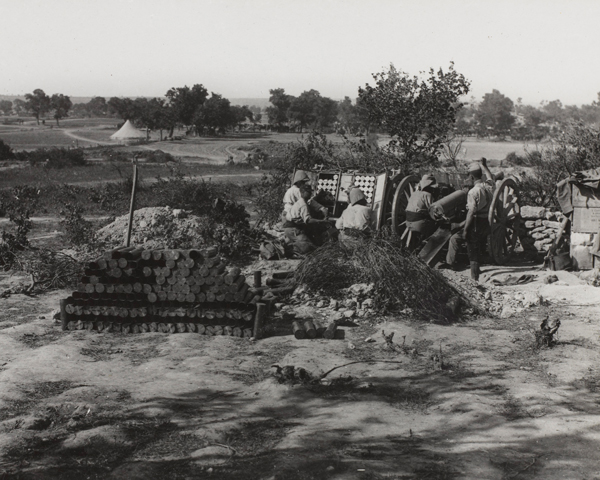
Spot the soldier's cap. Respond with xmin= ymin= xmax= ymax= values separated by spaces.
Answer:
xmin=348 ymin=187 xmax=366 ymax=206
xmin=419 ymin=174 xmax=437 ymax=190
xmin=292 ymin=170 xmax=310 ymax=184
xmin=468 ymin=162 xmax=482 ymax=173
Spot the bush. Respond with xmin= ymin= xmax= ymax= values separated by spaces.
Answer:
xmin=518 ymin=122 xmax=600 ymax=207
xmin=0 ymin=186 xmax=38 ymax=269
xmin=59 ymin=202 xmax=97 ymax=248
xmin=15 ymin=147 xmax=86 ymax=168
xmin=0 ymin=139 xmax=15 ymax=160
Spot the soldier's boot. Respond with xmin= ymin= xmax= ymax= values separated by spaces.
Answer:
xmin=470 ymin=262 xmax=480 ymax=282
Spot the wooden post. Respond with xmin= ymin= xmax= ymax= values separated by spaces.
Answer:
xmin=60 ymin=298 xmax=68 ymax=331
xmin=125 ymin=159 xmax=139 ymax=248
xmin=254 ymin=303 xmax=267 ymax=339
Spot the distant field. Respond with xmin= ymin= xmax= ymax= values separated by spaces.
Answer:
xmin=455 ymin=138 xmax=538 ymax=161
xmin=0 ymin=129 xmax=81 ymax=149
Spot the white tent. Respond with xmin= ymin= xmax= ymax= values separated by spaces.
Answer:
xmin=110 ymin=120 xmax=146 ymax=144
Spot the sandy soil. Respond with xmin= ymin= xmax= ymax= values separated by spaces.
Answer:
xmin=1 ymin=261 xmax=600 ymax=480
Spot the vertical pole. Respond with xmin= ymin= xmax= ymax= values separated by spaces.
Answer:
xmin=60 ymin=298 xmax=68 ymax=331
xmin=125 ymin=159 xmax=139 ymax=247
xmin=254 ymin=302 xmax=267 ymax=340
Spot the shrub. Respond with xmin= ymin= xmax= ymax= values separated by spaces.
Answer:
xmin=59 ymin=202 xmax=97 ymax=248
xmin=519 ymin=122 xmax=600 ymax=207
xmin=15 ymin=147 xmax=86 ymax=168
xmin=0 ymin=139 xmax=15 ymax=160
xmin=0 ymin=186 xmax=37 ymax=269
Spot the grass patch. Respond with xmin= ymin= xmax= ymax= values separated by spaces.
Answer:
xmin=17 ymin=328 xmax=66 ymax=348
xmin=0 ymin=380 xmax=76 ymax=421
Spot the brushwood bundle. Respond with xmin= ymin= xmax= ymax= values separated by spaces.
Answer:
xmin=295 ymin=237 xmax=468 ymax=321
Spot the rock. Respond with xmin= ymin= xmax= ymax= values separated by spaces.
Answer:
xmin=364 ymin=337 xmax=375 ymax=343
xmin=331 ymin=312 xmax=344 ymax=321
xmin=326 ymin=466 xmax=335 ymax=472
xmin=544 ymin=275 xmax=559 ymax=284
xmin=357 ymin=310 xmax=367 ymax=318
xmin=542 ymin=220 xmax=562 ymax=229
xmin=22 ymin=415 xmax=52 ymax=431
xmin=484 ymin=291 xmax=492 ymax=300
xmin=343 ymin=310 xmax=355 ymax=318
xmin=329 ymin=299 xmax=339 ymax=310
xmin=191 ymin=445 xmax=232 ymax=466
xmin=343 ymin=299 xmax=356 ymax=309
xmin=316 ymin=300 xmax=325 ymax=308
xmin=521 ymin=206 xmax=546 ymax=219
xmin=346 ymin=283 xmax=374 ymax=296
xmin=361 ymin=298 xmax=373 ymax=309
xmin=347 ymin=342 xmax=356 ymax=350
xmin=500 ymin=305 xmax=516 ymax=318
xmin=274 ymin=303 xmax=284 ymax=311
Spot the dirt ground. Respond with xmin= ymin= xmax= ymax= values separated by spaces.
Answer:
xmin=1 ymin=259 xmax=600 ymax=480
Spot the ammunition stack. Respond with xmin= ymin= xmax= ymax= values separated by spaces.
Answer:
xmin=60 ymin=246 xmax=264 ymax=336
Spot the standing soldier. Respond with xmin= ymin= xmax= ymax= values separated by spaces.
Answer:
xmin=446 ymin=158 xmax=495 ymax=281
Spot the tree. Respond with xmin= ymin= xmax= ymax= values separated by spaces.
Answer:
xmin=193 ymin=93 xmax=236 ymax=135
xmin=231 ymin=105 xmax=253 ymax=125
xmin=13 ymin=99 xmax=27 ymax=116
xmin=0 ymin=100 xmax=13 ymax=116
xmin=266 ymin=88 xmax=293 ymax=128
xmin=165 ymin=84 xmax=208 ymax=135
xmin=50 ymin=94 xmax=72 ymax=126
xmin=107 ymin=97 xmax=136 ymax=120
xmin=474 ymin=89 xmax=515 ymax=138
xmin=289 ymin=89 xmax=321 ymax=131
xmin=87 ymin=96 xmax=107 ymax=116
xmin=358 ymin=63 xmax=470 ymax=167
xmin=24 ymin=89 xmax=51 ymax=124
xmin=316 ymin=96 xmax=338 ymax=130
xmin=134 ymin=98 xmax=172 ymax=140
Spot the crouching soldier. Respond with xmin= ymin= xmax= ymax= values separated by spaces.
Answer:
xmin=336 ymin=188 xmax=375 ymax=248
xmin=282 ymin=170 xmax=328 ymax=222
xmin=405 ymin=174 xmax=439 ymax=247
xmin=283 ymin=184 xmax=332 ymax=256
xmin=446 ymin=158 xmax=495 ymax=281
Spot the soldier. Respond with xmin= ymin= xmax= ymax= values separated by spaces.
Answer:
xmin=335 ymin=188 xmax=375 ymax=247
xmin=283 ymin=184 xmax=331 ymax=256
xmin=405 ymin=174 xmax=439 ymax=246
xmin=446 ymin=158 xmax=495 ymax=281
xmin=282 ymin=170 xmax=328 ymax=221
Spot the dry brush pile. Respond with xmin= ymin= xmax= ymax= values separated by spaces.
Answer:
xmin=294 ymin=236 xmax=470 ymax=322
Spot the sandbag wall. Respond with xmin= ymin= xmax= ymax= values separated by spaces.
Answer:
xmin=61 ymin=246 xmax=262 ymax=336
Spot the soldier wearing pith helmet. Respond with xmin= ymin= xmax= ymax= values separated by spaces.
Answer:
xmin=446 ymin=158 xmax=495 ymax=281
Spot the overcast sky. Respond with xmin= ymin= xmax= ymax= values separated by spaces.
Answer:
xmin=1 ymin=0 xmax=598 ymax=105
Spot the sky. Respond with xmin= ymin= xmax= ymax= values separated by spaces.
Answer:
xmin=0 ymin=0 xmax=599 ymax=106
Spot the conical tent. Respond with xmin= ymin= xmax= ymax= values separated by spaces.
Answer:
xmin=110 ymin=120 xmax=146 ymax=144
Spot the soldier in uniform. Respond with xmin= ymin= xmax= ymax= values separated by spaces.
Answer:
xmin=405 ymin=174 xmax=439 ymax=246
xmin=283 ymin=184 xmax=332 ymax=256
xmin=335 ymin=188 xmax=375 ymax=247
xmin=446 ymin=158 xmax=495 ymax=281
xmin=282 ymin=170 xmax=328 ymax=221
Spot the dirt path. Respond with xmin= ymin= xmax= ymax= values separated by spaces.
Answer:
xmin=1 ymin=266 xmax=600 ymax=479
xmin=63 ymin=129 xmax=113 ymax=146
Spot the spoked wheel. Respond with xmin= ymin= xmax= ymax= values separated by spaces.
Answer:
xmin=391 ymin=175 xmax=419 ymax=248
xmin=488 ymin=177 xmax=521 ymax=264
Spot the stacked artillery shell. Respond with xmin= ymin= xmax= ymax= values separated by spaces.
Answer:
xmin=60 ymin=246 xmax=259 ymax=337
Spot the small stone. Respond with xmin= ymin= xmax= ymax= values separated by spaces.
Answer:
xmin=343 ymin=299 xmax=356 ymax=309
xmin=348 ymin=342 xmax=356 ymax=350
xmin=484 ymin=291 xmax=492 ymax=300
xmin=357 ymin=310 xmax=367 ymax=318
xmin=329 ymin=299 xmax=339 ymax=310
xmin=316 ymin=300 xmax=325 ymax=308
xmin=326 ymin=466 xmax=335 ymax=472
xmin=38 ymin=315 xmax=45 ymax=319
xmin=274 ymin=303 xmax=283 ymax=311
xmin=331 ymin=312 xmax=344 ymax=321
xmin=364 ymin=337 xmax=375 ymax=343
xmin=343 ymin=310 xmax=355 ymax=318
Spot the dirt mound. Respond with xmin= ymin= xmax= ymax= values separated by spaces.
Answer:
xmin=96 ymin=207 xmax=212 ymax=250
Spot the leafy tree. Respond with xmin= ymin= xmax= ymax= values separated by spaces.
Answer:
xmin=337 ymin=96 xmax=357 ymax=133
xmin=474 ymin=89 xmax=515 ymax=138
xmin=289 ymin=89 xmax=321 ymax=131
xmin=231 ymin=105 xmax=253 ymax=124
xmin=358 ymin=63 xmax=470 ymax=167
xmin=542 ymin=99 xmax=565 ymax=126
xmin=266 ymin=88 xmax=293 ymax=127
xmin=50 ymin=94 xmax=72 ymax=126
xmin=316 ymin=96 xmax=338 ymax=130
xmin=107 ymin=97 xmax=136 ymax=120
xmin=193 ymin=93 xmax=236 ymax=135
xmin=134 ymin=98 xmax=172 ymax=140
xmin=0 ymin=100 xmax=12 ymax=116
xmin=24 ymin=89 xmax=51 ymax=124
xmin=87 ymin=96 xmax=107 ymax=116
xmin=0 ymin=139 xmax=15 ymax=160
xmin=165 ymin=84 xmax=208 ymax=135
xmin=13 ymin=99 xmax=27 ymax=116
